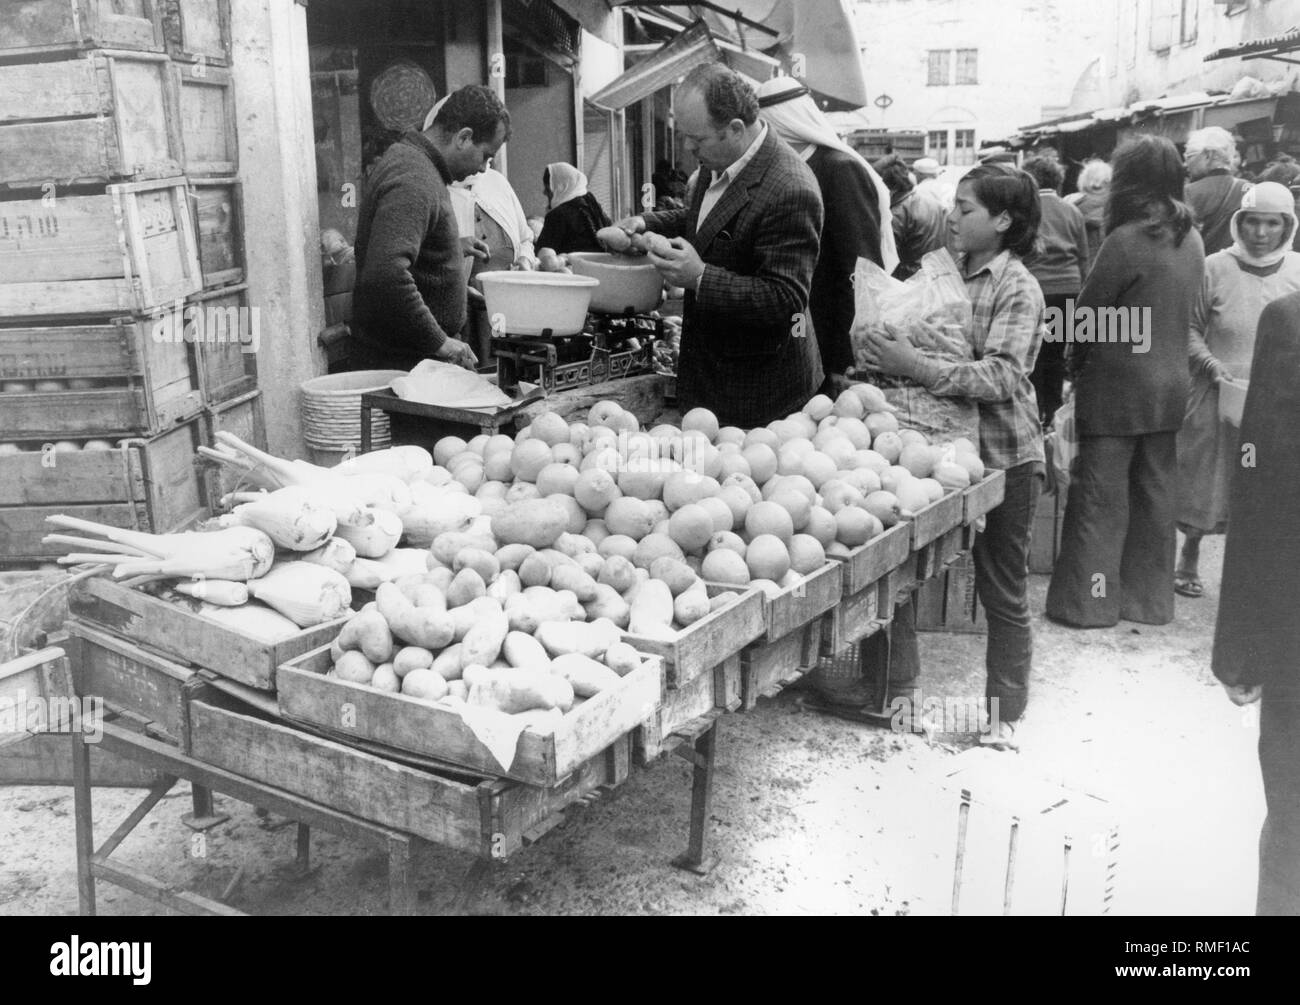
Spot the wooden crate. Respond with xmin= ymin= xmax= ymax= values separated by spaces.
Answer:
xmin=69 ymin=577 xmax=348 ymax=691
xmin=916 ymin=553 xmax=986 ymax=634
xmin=822 ymin=522 xmax=912 ymax=654
xmin=621 ymin=584 xmax=765 ymax=689
xmin=201 ymin=389 xmax=263 ymax=504
xmin=186 ymin=285 xmax=257 ymax=407
xmin=0 ymin=646 xmax=71 ymax=747
xmin=741 ymin=618 xmax=822 ymax=710
xmin=161 ymin=0 xmax=231 ymax=65
xmin=906 ymin=489 xmax=966 ymax=550
xmin=833 ymin=520 xmax=912 ymax=596
xmin=276 ymin=645 xmax=661 ymax=788
xmin=754 ymin=560 xmax=842 ymax=644
xmin=0 ymin=52 xmax=181 ymax=188
xmin=0 ymin=419 xmax=208 ymax=561
xmin=820 ymin=577 xmax=884 ymax=654
xmin=0 ymin=178 xmax=202 ymax=317
xmin=1029 ymin=487 xmax=1066 ymax=576
xmin=189 ymin=177 xmax=244 ymax=289
xmin=175 ymin=62 xmax=237 ymax=177
xmin=636 ymin=654 xmax=741 ymax=764
xmin=0 ymin=0 xmax=164 ymax=61
xmin=916 ymin=523 xmax=972 ymax=582
xmin=0 ymin=318 xmax=203 ymax=438
xmin=963 ymin=469 xmax=1006 ymax=525
xmin=0 ymin=732 xmax=161 ymax=787
xmin=187 ymin=698 xmax=621 ymax=858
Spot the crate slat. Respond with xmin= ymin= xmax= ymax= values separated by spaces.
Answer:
xmin=189 ymin=286 xmax=257 ymax=406
xmin=907 ymin=490 xmax=966 ymax=550
xmin=757 ymin=560 xmax=842 ymax=643
xmin=962 ymin=469 xmax=1006 ymax=525
xmin=176 ymin=63 xmax=237 ymax=177
xmin=0 ymin=448 xmax=137 ymax=506
xmin=832 ymin=520 xmax=912 ymax=595
xmin=636 ymin=654 xmax=740 ymax=764
xmin=820 ymin=579 xmax=883 ymax=654
xmin=162 ymin=0 xmax=231 ymax=65
xmin=276 ymin=645 xmax=662 ymax=788
xmin=740 ymin=619 xmax=822 ymax=710
xmin=621 ymin=584 xmax=765 ymax=688
xmin=190 ymin=178 xmax=244 ymax=288
xmin=0 ymin=1 xmax=164 ymax=60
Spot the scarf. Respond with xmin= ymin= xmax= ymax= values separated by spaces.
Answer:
xmin=546 ymin=163 xmax=588 ymax=208
xmin=756 ymin=77 xmax=899 ymax=274
xmin=1225 ymin=181 xmax=1298 ymax=268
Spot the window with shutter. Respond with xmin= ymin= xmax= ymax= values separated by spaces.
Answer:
xmin=927 ymin=50 xmax=951 ymax=86
xmin=956 ymin=49 xmax=978 ymax=84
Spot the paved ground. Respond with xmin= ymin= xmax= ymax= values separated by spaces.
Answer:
xmin=0 ymin=535 xmax=1262 ymax=916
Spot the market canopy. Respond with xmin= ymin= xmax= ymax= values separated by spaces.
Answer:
xmin=1204 ymin=27 xmax=1300 ymax=64
xmin=588 ymin=18 xmax=720 ymax=110
xmin=611 ymin=0 xmax=868 ymax=109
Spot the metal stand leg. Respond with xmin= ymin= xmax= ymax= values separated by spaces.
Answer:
xmin=182 ymin=784 xmax=230 ymax=831
xmin=671 ymin=719 xmax=718 ymax=876
xmin=71 ymin=729 xmax=96 ymax=916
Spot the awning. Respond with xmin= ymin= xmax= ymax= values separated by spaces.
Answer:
xmin=614 ymin=1 xmax=868 ymax=109
xmin=1205 ymin=28 xmax=1300 ymax=64
xmin=551 ymin=0 xmax=619 ymax=45
xmin=588 ymin=19 xmax=720 ymax=110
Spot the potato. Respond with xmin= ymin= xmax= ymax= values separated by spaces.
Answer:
xmin=446 ymin=679 xmax=468 ymax=701
xmin=554 ymin=532 xmax=597 ymax=559
xmin=550 ymin=564 xmax=598 ymax=603
xmin=426 ymin=566 xmax=455 ymax=592
xmin=451 ymin=596 xmax=502 ymax=641
xmin=597 ymin=226 xmax=633 ymax=253
xmin=410 ymin=583 xmax=446 ymax=610
xmin=401 ymin=667 xmax=449 ymax=702
xmin=466 ymin=668 xmax=574 ymax=714
xmin=597 ymin=555 xmax=637 ymax=594
xmin=376 ymin=583 xmax=455 ymax=649
xmin=603 ymin=641 xmax=642 ymax=677
xmin=462 ymin=607 xmax=510 ymax=667
xmin=495 ymin=543 xmax=535 ymax=572
xmin=518 ymin=553 xmax=552 ymax=588
xmin=576 ymin=552 xmax=605 ymax=578
xmin=445 ymin=567 xmax=487 ymax=608
xmin=490 ymin=498 xmax=569 ymax=549
xmin=431 ymin=530 xmax=496 ymax=567
xmin=334 ymin=650 xmax=375 ymax=684
xmin=431 ymin=643 xmax=465 ymax=681
xmin=487 ymin=568 xmax=522 ymax=604
xmin=649 ymin=556 xmax=698 ymax=597
xmin=551 ymin=653 xmax=622 ymax=697
xmin=337 ymin=608 xmax=393 ymax=664
xmin=709 ymin=591 xmax=741 ymax=613
xmin=536 ymin=618 xmax=620 ymax=659
xmin=583 ymin=583 xmax=630 ymax=629
xmin=454 ymin=547 xmax=500 ymax=584
xmin=503 ymin=630 xmax=551 ymax=671
xmin=393 ymin=646 xmax=434 ymax=678
xmin=371 ymin=663 xmax=400 ymax=693
xmin=673 ymin=582 xmax=711 ymax=627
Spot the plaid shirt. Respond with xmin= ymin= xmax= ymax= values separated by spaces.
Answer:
xmin=911 ymin=249 xmax=1045 ymax=470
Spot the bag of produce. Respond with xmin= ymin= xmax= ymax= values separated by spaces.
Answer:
xmin=850 ymin=247 xmax=974 ymax=372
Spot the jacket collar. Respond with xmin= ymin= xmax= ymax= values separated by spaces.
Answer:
xmin=693 ymin=126 xmax=779 ymax=253
xmin=403 ymin=131 xmax=454 ymax=186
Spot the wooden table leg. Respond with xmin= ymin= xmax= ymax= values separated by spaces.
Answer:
xmin=388 ymin=835 xmax=414 ymax=916
xmin=71 ymin=729 xmax=96 ymax=916
xmin=671 ymin=719 xmax=718 ymax=876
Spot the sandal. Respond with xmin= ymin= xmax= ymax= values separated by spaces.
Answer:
xmin=1174 ymin=573 xmax=1203 ymax=599
xmin=979 ymin=718 xmax=1019 ymax=751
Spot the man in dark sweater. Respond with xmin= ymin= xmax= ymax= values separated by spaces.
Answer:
xmin=1184 ymin=126 xmax=1251 ymax=256
xmin=352 ymin=85 xmax=510 ymax=371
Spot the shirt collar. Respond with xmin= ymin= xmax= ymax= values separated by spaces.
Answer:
xmin=404 ymin=131 xmax=453 ymax=185
xmin=712 ymin=121 xmax=767 ymax=185
xmin=959 ymin=248 xmax=1012 ymax=281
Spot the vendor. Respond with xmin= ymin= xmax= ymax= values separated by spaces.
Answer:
xmin=610 ymin=64 xmax=823 ymax=427
xmin=537 ymin=163 xmax=610 ymax=255
xmin=758 ymin=76 xmax=897 ymax=391
xmin=351 ymin=85 xmax=510 ymax=372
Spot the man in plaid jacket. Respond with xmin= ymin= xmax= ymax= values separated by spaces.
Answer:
xmin=614 ymin=64 xmax=824 ymax=427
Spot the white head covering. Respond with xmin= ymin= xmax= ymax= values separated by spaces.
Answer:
xmin=756 ymin=77 xmax=899 ymax=274
xmin=422 ymin=94 xmax=448 ymax=132
xmin=1227 ymin=181 xmax=1299 ymax=268
xmin=546 ymin=162 xmax=588 ymax=208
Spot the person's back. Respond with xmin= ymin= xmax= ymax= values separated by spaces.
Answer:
xmin=1187 ymin=172 xmax=1252 ymax=255
xmin=893 ymin=189 xmax=947 ymax=277
xmin=1074 ymin=216 xmax=1205 ymax=436
xmin=1025 ymin=190 xmax=1087 ymax=295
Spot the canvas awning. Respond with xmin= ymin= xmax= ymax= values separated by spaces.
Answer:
xmin=588 ymin=19 xmax=720 ymax=110
xmin=1205 ymin=28 xmax=1300 ymax=64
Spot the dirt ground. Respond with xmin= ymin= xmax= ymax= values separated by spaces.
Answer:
xmin=0 ymin=535 xmax=1262 ymax=916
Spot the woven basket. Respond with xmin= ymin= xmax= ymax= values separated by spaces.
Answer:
xmin=300 ymin=370 xmax=402 ymax=459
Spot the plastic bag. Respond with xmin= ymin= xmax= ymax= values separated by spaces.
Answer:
xmin=851 ymin=247 xmax=974 ymax=372
xmin=1046 ymin=394 xmax=1077 ymax=492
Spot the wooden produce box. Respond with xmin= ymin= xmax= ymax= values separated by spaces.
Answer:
xmin=0 ymin=179 xmax=202 ymax=318
xmin=187 ymin=697 xmax=623 ymax=859
xmin=740 ymin=617 xmax=823 ymax=711
xmin=0 ymin=646 xmax=71 ymax=748
xmin=189 ymin=177 xmax=244 ymax=290
xmin=905 ymin=489 xmax=965 ymax=550
xmin=175 ymin=62 xmax=237 ymax=177
xmin=1029 ymin=487 xmax=1066 ymax=576
xmin=0 ymin=731 xmax=161 ymax=787
xmin=201 ymin=389 xmax=264 ymax=504
xmin=621 ymin=584 xmax=765 ymax=689
xmin=161 ymin=0 xmax=231 ymax=65
xmin=752 ymin=560 xmax=843 ymax=645
xmin=916 ymin=553 xmax=986 ymax=634
xmin=187 ymin=285 xmax=257 ymax=407
xmin=0 ymin=318 xmax=203 ymax=438
xmin=636 ymin=654 xmax=741 ymax=765
xmin=69 ymin=577 xmax=347 ymax=691
xmin=0 ymin=0 xmax=165 ymax=61
xmin=822 ymin=522 xmax=912 ymax=653
xmin=0 ymin=420 xmax=208 ymax=562
xmin=0 ymin=52 xmax=181 ymax=188
xmin=916 ymin=522 xmax=973 ymax=583
xmin=963 ymin=469 xmax=1005 ymax=525
xmin=276 ymin=645 xmax=662 ymax=789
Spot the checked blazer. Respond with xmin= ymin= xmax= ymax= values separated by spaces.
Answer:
xmin=642 ymin=128 xmax=824 ymax=427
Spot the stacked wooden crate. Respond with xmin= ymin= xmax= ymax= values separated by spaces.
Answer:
xmin=0 ymin=0 xmax=259 ymax=566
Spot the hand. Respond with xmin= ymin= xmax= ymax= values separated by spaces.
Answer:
xmin=512 ymin=254 xmax=537 ymax=271
xmin=1208 ymin=360 xmax=1232 ymax=385
xmin=612 ymin=215 xmax=646 ymax=236
xmin=861 ymin=325 xmax=921 ymax=379
xmin=460 ymin=236 xmax=490 ymax=262
xmin=434 ymin=337 xmax=479 ymax=371
xmin=646 ymin=236 xmax=705 ymax=289
xmin=1222 ymin=682 xmax=1262 ymax=706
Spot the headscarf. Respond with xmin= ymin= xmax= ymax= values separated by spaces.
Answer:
xmin=756 ymin=77 xmax=899 ymax=274
xmin=1226 ymin=181 xmax=1299 ymax=268
xmin=422 ymin=95 xmax=447 ymax=132
xmin=546 ymin=163 xmax=588 ymax=208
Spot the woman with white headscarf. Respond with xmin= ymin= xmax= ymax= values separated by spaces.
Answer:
xmin=1175 ymin=181 xmax=1300 ymax=598
xmin=538 ymin=162 xmax=611 ymax=254
xmin=758 ymin=77 xmax=898 ymax=388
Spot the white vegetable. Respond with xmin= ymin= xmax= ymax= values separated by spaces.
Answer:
xmin=245 ymin=562 xmax=352 ymax=627
xmin=333 ymin=507 xmax=403 ymax=558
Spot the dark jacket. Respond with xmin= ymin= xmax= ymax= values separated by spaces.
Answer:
xmin=1025 ymin=190 xmax=1089 ymax=295
xmin=1186 ymin=170 xmax=1252 ymax=256
xmin=1212 ymin=291 xmax=1300 ymax=687
xmin=891 ymin=189 xmax=947 ymax=279
xmin=1069 ymin=216 xmax=1205 ymax=436
xmin=351 ymin=132 xmax=466 ymax=371
xmin=537 ymin=194 xmax=610 ymax=254
xmin=807 ymin=146 xmax=884 ymax=375
xmin=642 ymin=128 xmax=824 ymax=427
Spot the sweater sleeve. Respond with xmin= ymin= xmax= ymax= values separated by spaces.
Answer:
xmin=355 ymin=165 xmax=452 ymax=356
xmin=1187 ymin=267 xmax=1217 ymax=379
